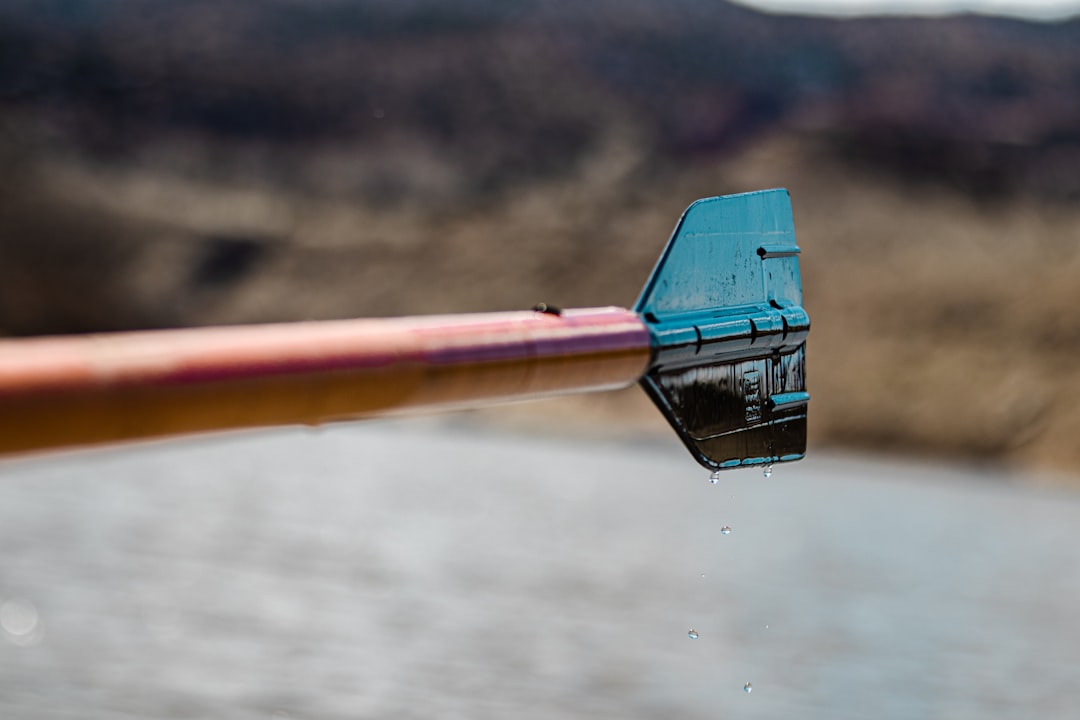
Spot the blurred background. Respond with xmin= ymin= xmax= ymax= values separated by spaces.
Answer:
xmin=3 ymin=0 xmax=1080 ymax=472
xmin=2 ymin=2 xmax=1080 ymax=718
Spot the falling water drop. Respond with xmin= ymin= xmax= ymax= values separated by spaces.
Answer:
xmin=1 ymin=599 xmax=38 ymax=637
xmin=709 ymin=470 xmax=720 ymax=485
xmin=763 ymin=463 xmax=774 ymax=478
xmin=687 ymin=629 xmax=699 ymax=640
xmin=743 ymin=682 xmax=753 ymax=694
xmin=720 ymin=526 xmax=732 ymax=535
xmin=0 ymin=598 xmax=40 ymax=646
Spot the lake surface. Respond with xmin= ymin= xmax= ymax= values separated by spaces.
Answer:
xmin=1 ymin=421 xmax=1078 ymax=719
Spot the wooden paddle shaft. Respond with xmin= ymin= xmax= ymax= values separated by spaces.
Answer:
xmin=0 ymin=307 xmax=651 ymax=456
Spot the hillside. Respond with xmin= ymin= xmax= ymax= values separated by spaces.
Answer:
xmin=1 ymin=0 xmax=1079 ymax=474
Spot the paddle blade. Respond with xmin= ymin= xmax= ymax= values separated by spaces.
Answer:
xmin=636 ymin=189 xmax=809 ymax=472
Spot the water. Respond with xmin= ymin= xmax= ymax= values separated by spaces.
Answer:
xmin=688 ymin=629 xmax=700 ymax=639
xmin=763 ymin=463 xmax=773 ymax=478
xmin=1 ymin=422 xmax=1079 ymax=719
xmin=720 ymin=526 xmax=732 ymax=535
xmin=744 ymin=682 xmax=753 ymax=694
xmin=709 ymin=470 xmax=721 ymax=484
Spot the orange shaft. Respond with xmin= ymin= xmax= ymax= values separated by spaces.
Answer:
xmin=0 ymin=307 xmax=651 ymax=456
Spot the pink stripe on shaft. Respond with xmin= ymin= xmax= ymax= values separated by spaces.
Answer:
xmin=0 ymin=307 xmax=651 ymax=455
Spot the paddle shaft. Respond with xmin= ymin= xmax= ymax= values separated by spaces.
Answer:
xmin=0 ymin=308 xmax=651 ymax=456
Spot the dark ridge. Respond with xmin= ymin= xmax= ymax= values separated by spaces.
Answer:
xmin=190 ymin=235 xmax=275 ymax=289
xmin=0 ymin=0 xmax=1077 ymax=195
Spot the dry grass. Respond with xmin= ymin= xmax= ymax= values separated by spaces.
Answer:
xmin=4 ymin=132 xmax=1079 ymax=477
xmin=729 ymin=134 xmax=1080 ymax=473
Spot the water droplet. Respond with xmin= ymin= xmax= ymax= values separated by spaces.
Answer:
xmin=1 ymin=598 xmax=40 ymax=646
xmin=687 ymin=629 xmax=699 ymax=639
xmin=743 ymin=682 xmax=753 ymax=694
xmin=700 ymin=573 xmax=706 ymax=579
xmin=709 ymin=470 xmax=720 ymax=484
xmin=720 ymin=526 xmax=732 ymax=535
xmin=763 ymin=463 xmax=773 ymax=478
xmin=764 ymin=624 xmax=770 ymax=630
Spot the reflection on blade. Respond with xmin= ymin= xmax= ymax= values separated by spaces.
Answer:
xmin=635 ymin=189 xmax=810 ymax=471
